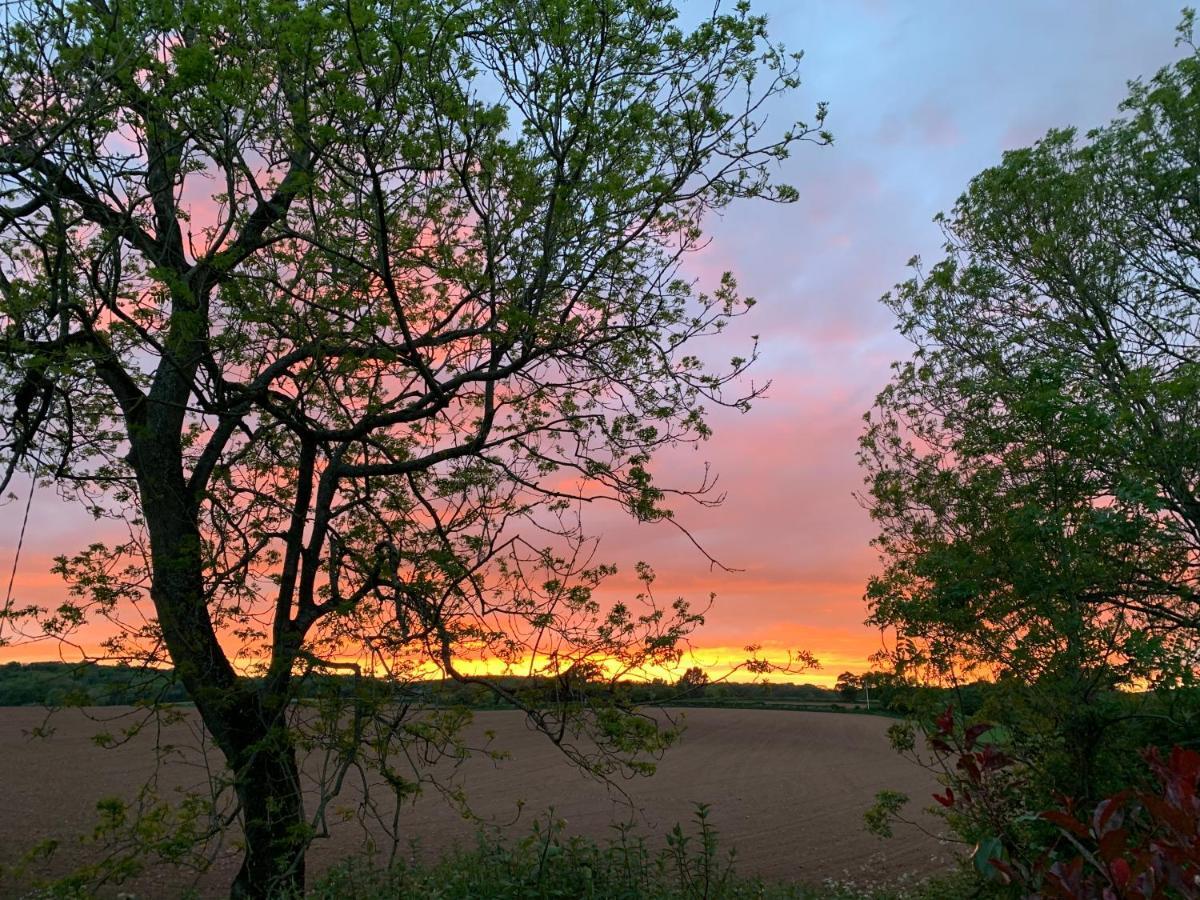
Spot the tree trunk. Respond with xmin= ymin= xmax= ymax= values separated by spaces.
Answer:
xmin=134 ymin=441 xmax=309 ymax=898
xmin=230 ymin=730 xmax=308 ymax=899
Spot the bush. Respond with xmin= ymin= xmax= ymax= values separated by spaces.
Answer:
xmin=1034 ymin=747 xmax=1200 ymax=899
xmin=884 ymin=706 xmax=1200 ymax=898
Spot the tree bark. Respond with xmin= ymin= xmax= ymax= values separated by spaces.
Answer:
xmin=229 ymin=731 xmax=308 ymax=899
xmin=134 ymin=438 xmax=309 ymax=898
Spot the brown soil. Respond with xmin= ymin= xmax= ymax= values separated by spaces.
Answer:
xmin=0 ymin=707 xmax=957 ymax=898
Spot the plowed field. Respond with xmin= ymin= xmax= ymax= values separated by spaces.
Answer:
xmin=0 ymin=707 xmax=956 ymax=897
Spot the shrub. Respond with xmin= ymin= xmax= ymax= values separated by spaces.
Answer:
xmin=888 ymin=706 xmax=1200 ymax=898
xmin=1034 ymin=747 xmax=1200 ymax=899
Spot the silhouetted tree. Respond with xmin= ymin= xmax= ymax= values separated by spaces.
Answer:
xmin=861 ymin=20 xmax=1200 ymax=804
xmin=676 ymin=666 xmax=710 ymax=694
xmin=834 ymin=671 xmax=861 ymax=702
xmin=0 ymin=0 xmax=827 ymax=894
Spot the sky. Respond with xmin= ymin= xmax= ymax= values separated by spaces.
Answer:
xmin=0 ymin=1 xmax=1188 ymax=684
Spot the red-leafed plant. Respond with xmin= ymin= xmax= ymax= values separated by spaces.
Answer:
xmin=1037 ymin=746 xmax=1200 ymax=899
xmin=918 ymin=706 xmax=1036 ymax=883
xmin=927 ymin=705 xmax=1019 ymax=819
xmin=904 ymin=707 xmax=1200 ymax=897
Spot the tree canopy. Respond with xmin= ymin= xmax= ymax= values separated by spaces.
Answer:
xmin=0 ymin=0 xmax=826 ymax=894
xmin=860 ymin=23 xmax=1200 ymax=799
xmin=863 ymin=31 xmax=1200 ymax=685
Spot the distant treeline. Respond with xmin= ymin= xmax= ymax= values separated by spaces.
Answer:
xmin=0 ymin=661 xmax=1029 ymax=716
xmin=0 ymin=661 xmax=192 ymax=706
xmin=0 ymin=661 xmax=873 ymax=709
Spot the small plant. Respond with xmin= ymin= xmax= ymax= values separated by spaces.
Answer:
xmin=665 ymin=803 xmax=736 ymax=900
xmin=867 ymin=705 xmax=1033 ymax=880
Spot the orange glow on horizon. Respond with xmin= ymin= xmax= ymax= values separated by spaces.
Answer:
xmin=0 ymin=511 xmax=888 ymax=692
xmin=0 ymin=636 xmax=872 ymax=689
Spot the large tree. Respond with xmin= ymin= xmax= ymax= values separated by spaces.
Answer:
xmin=0 ymin=0 xmax=826 ymax=894
xmin=860 ymin=26 xmax=1200 ymax=798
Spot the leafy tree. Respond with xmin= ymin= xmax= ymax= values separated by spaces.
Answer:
xmin=860 ymin=19 xmax=1200 ymax=804
xmin=856 ymin=670 xmax=921 ymax=712
xmin=0 ymin=0 xmax=826 ymax=895
xmin=834 ymin=671 xmax=860 ymax=702
xmin=675 ymin=665 xmax=709 ymax=693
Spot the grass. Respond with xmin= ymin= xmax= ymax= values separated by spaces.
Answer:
xmin=309 ymin=805 xmax=993 ymax=900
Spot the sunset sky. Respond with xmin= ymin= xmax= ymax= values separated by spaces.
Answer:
xmin=0 ymin=1 xmax=1186 ymax=684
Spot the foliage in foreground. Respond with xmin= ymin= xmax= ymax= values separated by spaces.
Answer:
xmin=11 ymin=801 xmax=989 ymax=900
xmin=1037 ymin=746 xmax=1200 ymax=899
xmin=308 ymin=805 xmax=984 ymax=900
xmin=871 ymin=709 xmax=1200 ymax=899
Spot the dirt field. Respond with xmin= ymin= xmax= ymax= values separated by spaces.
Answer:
xmin=0 ymin=707 xmax=957 ymax=897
